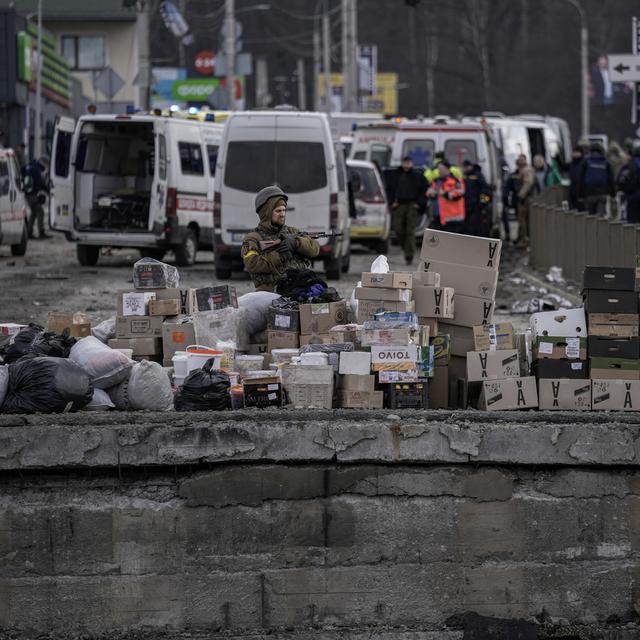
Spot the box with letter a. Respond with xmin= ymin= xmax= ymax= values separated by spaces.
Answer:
xmin=591 ymin=379 xmax=640 ymax=411
xmin=466 ymin=349 xmax=520 ymax=382
xmin=479 ymin=377 xmax=538 ymax=410
xmin=538 ymin=379 xmax=592 ymax=410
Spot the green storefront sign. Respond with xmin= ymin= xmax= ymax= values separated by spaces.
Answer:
xmin=172 ymin=79 xmax=220 ymax=101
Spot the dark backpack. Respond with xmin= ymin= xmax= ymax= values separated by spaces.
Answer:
xmin=617 ymin=159 xmax=640 ymax=195
xmin=582 ymin=157 xmax=610 ymax=189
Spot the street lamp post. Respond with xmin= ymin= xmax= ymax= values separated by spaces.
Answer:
xmin=225 ymin=0 xmax=236 ymax=110
xmin=565 ymin=0 xmax=589 ymax=140
xmin=34 ymin=0 xmax=42 ymax=159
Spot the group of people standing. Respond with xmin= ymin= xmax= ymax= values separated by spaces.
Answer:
xmin=385 ymin=153 xmax=492 ymax=264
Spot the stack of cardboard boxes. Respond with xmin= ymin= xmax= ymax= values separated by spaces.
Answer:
xmin=355 ymin=271 xmax=415 ymax=322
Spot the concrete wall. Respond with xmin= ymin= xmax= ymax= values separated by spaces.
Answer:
xmin=1 ymin=409 xmax=640 ymax=639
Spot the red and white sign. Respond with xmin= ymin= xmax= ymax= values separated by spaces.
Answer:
xmin=177 ymin=195 xmax=213 ymax=212
xmin=194 ymin=50 xmax=215 ymax=76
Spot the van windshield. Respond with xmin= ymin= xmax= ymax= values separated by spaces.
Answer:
xmin=224 ymin=141 xmax=327 ymax=193
xmin=401 ymin=139 xmax=435 ymax=168
xmin=444 ymin=140 xmax=478 ymax=166
xmin=348 ymin=165 xmax=383 ymax=201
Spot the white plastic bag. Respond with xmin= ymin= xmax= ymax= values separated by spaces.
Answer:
xmin=128 ymin=360 xmax=174 ymax=411
xmin=370 ymin=255 xmax=389 ymax=274
xmin=192 ymin=308 xmax=242 ymax=349
xmin=92 ymin=316 xmax=116 ymax=344
xmin=237 ymin=291 xmax=281 ymax=335
xmin=0 ymin=365 xmax=8 ymax=407
xmin=70 ymin=336 xmax=134 ymax=389
xmin=84 ymin=388 xmax=115 ymax=411
xmin=349 ymin=280 xmax=362 ymax=318
xmin=132 ymin=257 xmax=180 ymax=289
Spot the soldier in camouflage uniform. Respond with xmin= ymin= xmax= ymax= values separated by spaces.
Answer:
xmin=241 ymin=186 xmax=321 ymax=292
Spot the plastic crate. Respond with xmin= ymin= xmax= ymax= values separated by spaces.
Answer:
xmin=384 ymin=381 xmax=429 ymax=409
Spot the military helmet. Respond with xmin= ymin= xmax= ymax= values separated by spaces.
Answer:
xmin=255 ymin=185 xmax=288 ymax=213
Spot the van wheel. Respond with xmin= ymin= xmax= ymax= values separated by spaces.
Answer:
xmin=341 ymin=251 xmax=351 ymax=273
xmin=325 ymin=257 xmax=341 ymax=280
xmin=77 ymin=244 xmax=100 ymax=266
xmin=174 ymin=230 xmax=197 ymax=267
xmin=10 ymin=224 xmax=28 ymax=256
xmin=140 ymin=248 xmax=166 ymax=261
xmin=375 ymin=238 xmax=389 ymax=254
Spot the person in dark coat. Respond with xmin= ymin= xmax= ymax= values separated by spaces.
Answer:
xmin=568 ymin=145 xmax=585 ymax=210
xmin=578 ymin=143 xmax=615 ymax=216
xmin=462 ymin=160 xmax=492 ymax=237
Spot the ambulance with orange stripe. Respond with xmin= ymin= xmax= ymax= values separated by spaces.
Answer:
xmin=0 ymin=147 xmax=29 ymax=257
xmin=49 ymin=111 xmax=224 ymax=266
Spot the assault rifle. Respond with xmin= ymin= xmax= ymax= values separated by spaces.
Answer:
xmin=258 ymin=230 xmax=343 ymax=251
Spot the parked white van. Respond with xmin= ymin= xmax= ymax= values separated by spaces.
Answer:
xmin=49 ymin=113 xmax=225 ymax=266
xmin=0 ymin=148 xmax=28 ymax=256
xmin=349 ymin=121 xmax=399 ymax=168
xmin=213 ymin=110 xmax=351 ymax=280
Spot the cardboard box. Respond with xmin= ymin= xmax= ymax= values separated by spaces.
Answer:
xmin=118 ymin=291 xmax=156 ymax=317
xmin=473 ymin=323 xmax=515 ymax=351
xmin=533 ymin=336 xmax=587 ymax=360
xmin=357 ymin=300 xmax=415 ymax=323
xmin=360 ymin=325 xmax=428 ymax=347
xmin=108 ymin=337 xmax=162 ymax=356
xmin=584 ymin=289 xmax=639 ymax=314
xmin=479 ymin=376 xmax=538 ymax=410
xmin=300 ymin=333 xmax=340 ymax=346
xmin=422 ymin=258 xmax=499 ymax=300
xmin=538 ymin=379 xmax=592 ymax=410
xmin=412 ymin=286 xmax=455 ymax=319
xmin=377 ymin=370 xmax=420 ymax=383
xmin=243 ymin=377 xmax=283 ymax=408
xmin=530 ymin=308 xmax=587 ymax=338
xmin=588 ymin=336 xmax=640 ymax=359
xmin=268 ymin=330 xmax=300 ymax=351
xmin=361 ymin=271 xmax=413 ymax=289
xmin=419 ymin=317 xmax=439 ymax=336
xmin=300 ymin=300 xmax=349 ymax=334
xmin=590 ymin=357 xmax=640 ymax=380
xmin=449 ymin=355 xmax=469 ymax=409
xmin=417 ymin=345 xmax=435 ymax=378
xmin=130 ymin=288 xmax=197 ymax=316
xmin=46 ymin=312 xmax=91 ymax=338
xmin=267 ymin=307 xmax=300 ymax=333
xmin=162 ymin=319 xmax=196 ymax=359
xmin=447 ymin=295 xmax=494 ymax=328
xmin=589 ymin=323 xmax=639 ymax=337
xmin=438 ymin=322 xmax=474 ymax=357
xmin=466 ymin=349 xmax=520 ymax=382
xmin=588 ymin=313 xmax=639 ymax=326
xmin=420 ymin=229 xmax=502 ymax=270
xmin=337 ymin=389 xmax=384 ymax=409
xmin=413 ymin=267 xmax=441 ymax=287
xmin=149 ymin=298 xmax=181 ymax=317
xmin=354 ymin=286 xmax=412 ymax=302
xmin=592 ymin=379 xmax=640 ymax=410
xmin=281 ymin=364 xmax=334 ymax=409
xmin=338 ymin=374 xmax=376 ymax=392
xmin=339 ymin=351 xmax=372 ymax=375
xmin=532 ymin=359 xmax=589 ymax=379
xmin=431 ymin=334 xmax=451 ymax=365
xmin=429 ymin=364 xmax=449 ymax=408
xmin=516 ymin=333 xmax=532 ymax=377
xmin=195 ymin=285 xmax=238 ymax=311
xmin=116 ymin=315 xmax=163 ymax=339
xmin=583 ymin=266 xmax=636 ymax=291
xmin=371 ymin=344 xmax=419 ymax=371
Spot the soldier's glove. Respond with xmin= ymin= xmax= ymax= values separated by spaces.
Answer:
xmin=282 ymin=235 xmax=299 ymax=253
xmin=275 ymin=240 xmax=293 ymax=260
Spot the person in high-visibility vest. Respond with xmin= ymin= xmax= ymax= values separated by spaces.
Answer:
xmin=424 ymin=151 xmax=462 ymax=183
xmin=427 ymin=161 xmax=466 ymax=233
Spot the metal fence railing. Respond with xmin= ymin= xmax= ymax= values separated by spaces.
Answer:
xmin=529 ymin=187 xmax=639 ymax=282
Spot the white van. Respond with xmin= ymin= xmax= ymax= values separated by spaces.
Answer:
xmin=49 ymin=113 xmax=225 ymax=266
xmin=213 ymin=110 xmax=351 ymax=280
xmin=349 ymin=121 xmax=399 ymax=168
xmin=0 ymin=148 xmax=28 ymax=256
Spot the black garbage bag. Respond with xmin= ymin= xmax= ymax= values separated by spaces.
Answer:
xmin=174 ymin=358 xmax=231 ymax=411
xmin=275 ymin=269 xmax=328 ymax=301
xmin=2 ymin=356 xmax=93 ymax=414
xmin=1 ymin=324 xmax=76 ymax=364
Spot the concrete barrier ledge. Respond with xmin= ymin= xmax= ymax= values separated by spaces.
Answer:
xmin=1 ymin=409 xmax=639 ymax=470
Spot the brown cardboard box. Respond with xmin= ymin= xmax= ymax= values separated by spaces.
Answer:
xmin=533 ymin=336 xmax=587 ymax=360
xmin=268 ymin=330 xmax=300 ymax=350
xmin=360 ymin=325 xmax=428 ymax=347
xmin=422 ymin=258 xmax=499 ymax=300
xmin=338 ymin=374 xmax=376 ymax=392
xmin=419 ymin=317 xmax=439 ymax=336
xmin=361 ymin=271 xmax=413 ymax=289
xmin=428 ymin=364 xmax=449 ymax=408
xmin=195 ymin=285 xmax=238 ymax=311
xmin=339 ymin=351 xmax=372 ymax=375
xmin=473 ymin=323 xmax=515 ymax=351
xmin=281 ymin=364 xmax=334 ymax=409
xmin=121 ymin=288 xmax=197 ymax=316
xmin=149 ymin=299 xmax=181 ymax=317
xmin=117 ymin=291 xmax=156 ymax=317
xmin=448 ymin=355 xmax=468 ymax=409
xmin=589 ymin=323 xmax=640 ymax=337
xmin=357 ymin=299 xmax=414 ymax=323
xmin=300 ymin=300 xmax=349 ymax=334
xmin=116 ymin=315 xmax=164 ymax=338
xmin=300 ymin=333 xmax=338 ymax=346
xmin=412 ymin=286 xmax=455 ymax=318
xmin=47 ymin=312 xmax=91 ymax=338
xmin=354 ymin=286 xmax=412 ymax=302
xmin=162 ymin=319 xmax=196 ymax=359
xmin=267 ymin=307 xmax=300 ymax=332
xmin=479 ymin=377 xmax=538 ymax=410
xmin=438 ymin=322 xmax=474 ymax=357
xmin=413 ymin=265 xmax=441 ymax=287
xmin=447 ymin=295 xmax=494 ymax=328
xmin=371 ymin=344 xmax=419 ymax=371
xmin=108 ymin=337 xmax=162 ymax=356
xmin=337 ymin=389 xmax=384 ymax=409
xmin=588 ymin=313 xmax=639 ymax=325
xmin=592 ymin=379 xmax=640 ymax=411
xmin=420 ymin=228 xmax=501 ymax=270
xmin=466 ymin=349 xmax=520 ymax=382
xmin=538 ymin=379 xmax=592 ymax=410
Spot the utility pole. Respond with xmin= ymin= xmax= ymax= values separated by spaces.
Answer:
xmin=565 ymin=0 xmax=589 ymax=139
xmin=313 ymin=28 xmax=321 ymax=111
xmin=342 ymin=0 xmax=358 ymax=111
xmin=297 ymin=58 xmax=306 ymax=110
xmin=322 ymin=9 xmax=331 ymax=114
xmin=136 ymin=0 xmax=151 ymax=110
xmin=34 ymin=0 xmax=42 ymax=159
xmin=225 ymin=0 xmax=236 ymax=110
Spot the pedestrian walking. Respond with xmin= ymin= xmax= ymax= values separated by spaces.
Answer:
xmin=503 ymin=154 xmax=535 ymax=248
xmin=427 ymin=160 xmax=465 ymax=234
xmin=22 ymin=156 xmax=51 ymax=239
xmin=568 ymin=145 xmax=585 ymax=210
xmin=386 ymin=156 xmax=428 ymax=264
xmin=578 ymin=143 xmax=615 ymax=216
xmin=462 ymin=160 xmax=492 ymax=237
xmin=241 ymin=186 xmax=320 ymax=292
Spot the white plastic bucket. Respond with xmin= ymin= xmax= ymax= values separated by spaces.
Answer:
xmin=172 ymin=351 xmax=188 ymax=377
xmin=185 ymin=345 xmax=223 ymax=372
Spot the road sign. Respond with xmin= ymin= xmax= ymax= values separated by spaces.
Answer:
xmin=608 ymin=54 xmax=640 ymax=82
xmin=194 ymin=50 xmax=215 ymax=76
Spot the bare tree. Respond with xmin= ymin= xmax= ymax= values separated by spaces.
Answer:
xmin=423 ymin=7 xmax=439 ymax=116
xmin=462 ymin=0 xmax=493 ymax=108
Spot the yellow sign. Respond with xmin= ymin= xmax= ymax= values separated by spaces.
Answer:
xmin=318 ymin=72 xmax=398 ymax=114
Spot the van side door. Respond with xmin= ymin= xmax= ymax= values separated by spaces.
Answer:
xmin=49 ymin=116 xmax=76 ymax=233
xmin=150 ymin=119 xmax=169 ymax=232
